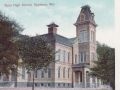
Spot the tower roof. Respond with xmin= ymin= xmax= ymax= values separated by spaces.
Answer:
xmin=81 ymin=5 xmax=91 ymax=9
xmin=74 ymin=5 xmax=97 ymax=26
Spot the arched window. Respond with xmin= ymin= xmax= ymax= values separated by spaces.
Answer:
xmin=75 ymin=54 xmax=77 ymax=64
xmin=90 ymin=31 xmax=94 ymax=42
xmin=63 ymin=50 xmax=66 ymax=62
xmin=80 ymin=30 xmax=87 ymax=42
xmin=58 ymin=49 xmax=61 ymax=61
xmin=68 ymin=68 xmax=70 ymax=78
xmin=86 ymin=71 xmax=90 ymax=83
xmin=63 ymin=67 xmax=65 ymax=78
xmin=34 ymin=69 xmax=37 ymax=78
xmin=58 ymin=67 xmax=60 ymax=78
xmin=68 ymin=52 xmax=70 ymax=62
xmin=91 ymin=52 xmax=94 ymax=61
xmin=80 ymin=15 xmax=84 ymax=21
xmin=41 ymin=68 xmax=44 ymax=78
xmin=22 ymin=67 xmax=25 ymax=79
xmin=48 ymin=67 xmax=51 ymax=78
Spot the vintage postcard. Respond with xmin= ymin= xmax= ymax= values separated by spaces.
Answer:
xmin=0 ymin=0 xmax=117 ymax=90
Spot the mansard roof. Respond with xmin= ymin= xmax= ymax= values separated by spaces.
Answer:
xmin=39 ymin=33 xmax=76 ymax=46
xmin=75 ymin=5 xmax=97 ymax=26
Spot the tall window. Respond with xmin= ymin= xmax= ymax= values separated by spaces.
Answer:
xmin=58 ymin=67 xmax=60 ymax=78
xmin=91 ymin=52 xmax=94 ymax=61
xmin=80 ymin=52 xmax=86 ymax=62
xmin=80 ymin=30 xmax=87 ymax=42
xmin=63 ymin=67 xmax=65 ymax=78
xmin=41 ymin=68 xmax=44 ymax=78
xmin=34 ymin=69 xmax=37 ymax=78
xmin=80 ymin=71 xmax=82 ymax=82
xmin=58 ymin=49 xmax=61 ymax=61
xmin=75 ymin=54 xmax=77 ymax=64
xmin=90 ymin=31 xmax=94 ymax=42
xmin=22 ymin=67 xmax=25 ymax=79
xmin=63 ymin=51 xmax=66 ymax=62
xmin=48 ymin=68 xmax=51 ymax=78
xmin=68 ymin=68 xmax=70 ymax=78
xmin=68 ymin=52 xmax=70 ymax=62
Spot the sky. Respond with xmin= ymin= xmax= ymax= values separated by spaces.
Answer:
xmin=0 ymin=0 xmax=115 ymax=47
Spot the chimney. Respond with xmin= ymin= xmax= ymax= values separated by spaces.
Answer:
xmin=47 ymin=22 xmax=59 ymax=34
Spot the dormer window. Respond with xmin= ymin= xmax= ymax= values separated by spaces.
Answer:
xmin=80 ymin=15 xmax=85 ymax=22
xmin=91 ymin=14 xmax=94 ymax=22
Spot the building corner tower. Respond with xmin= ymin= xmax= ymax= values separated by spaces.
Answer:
xmin=72 ymin=5 xmax=99 ymax=88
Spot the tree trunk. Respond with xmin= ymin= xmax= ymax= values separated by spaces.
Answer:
xmin=32 ymin=69 xmax=34 ymax=90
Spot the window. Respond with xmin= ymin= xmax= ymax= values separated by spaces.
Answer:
xmin=91 ymin=52 xmax=94 ymax=61
xmin=41 ymin=68 xmax=44 ymax=78
xmin=48 ymin=68 xmax=51 ymax=78
xmin=92 ymin=76 xmax=95 ymax=82
xmin=80 ymin=15 xmax=84 ymax=21
xmin=68 ymin=52 xmax=70 ymax=62
xmin=63 ymin=50 xmax=66 ymax=62
xmin=34 ymin=83 xmax=37 ymax=87
xmin=63 ymin=67 xmax=65 ymax=78
xmin=91 ymin=15 xmax=94 ymax=22
xmin=34 ymin=69 xmax=37 ymax=78
xmin=41 ymin=83 xmax=43 ymax=87
xmin=58 ymin=49 xmax=61 ymax=61
xmin=80 ymin=30 xmax=87 ymax=42
xmin=80 ymin=52 xmax=86 ymax=62
xmin=75 ymin=54 xmax=77 ymax=64
xmin=48 ymin=83 xmax=50 ymax=87
xmin=63 ymin=83 xmax=65 ymax=87
xmin=90 ymin=31 xmax=94 ymax=42
xmin=80 ymin=71 xmax=82 ymax=82
xmin=0 ymin=72 xmax=2 ymax=80
xmin=58 ymin=67 xmax=60 ymax=78
xmin=22 ymin=67 xmax=25 ymax=79
xmin=68 ymin=68 xmax=70 ymax=78
xmin=58 ymin=83 xmax=60 ymax=87
xmin=68 ymin=84 xmax=70 ymax=87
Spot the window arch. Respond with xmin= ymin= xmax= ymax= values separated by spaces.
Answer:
xmin=58 ymin=67 xmax=60 ymax=78
xmin=63 ymin=67 xmax=65 ymax=78
xmin=80 ymin=30 xmax=87 ymax=42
